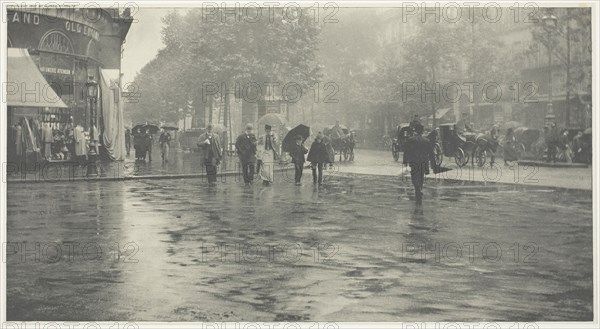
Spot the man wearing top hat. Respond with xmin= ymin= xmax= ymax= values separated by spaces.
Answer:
xmin=403 ymin=122 xmax=434 ymax=205
xmin=236 ymin=123 xmax=258 ymax=186
xmin=197 ymin=124 xmax=223 ymax=186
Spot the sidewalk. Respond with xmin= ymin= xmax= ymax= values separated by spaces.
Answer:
xmin=4 ymin=148 xmax=593 ymax=190
xmin=333 ymin=149 xmax=593 ymax=191
xmin=517 ymin=160 xmax=589 ymax=169
xmin=4 ymin=150 xmax=249 ymax=183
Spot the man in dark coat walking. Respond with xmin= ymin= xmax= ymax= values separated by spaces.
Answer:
xmin=198 ymin=124 xmax=223 ymax=186
xmin=236 ymin=123 xmax=258 ymax=185
xmin=307 ymin=132 xmax=330 ymax=185
xmin=403 ymin=123 xmax=434 ymax=204
xmin=288 ymin=135 xmax=308 ymax=185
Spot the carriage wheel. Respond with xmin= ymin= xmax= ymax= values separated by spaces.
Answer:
xmin=455 ymin=148 xmax=468 ymax=167
xmin=392 ymin=148 xmax=400 ymax=162
xmin=433 ymin=143 xmax=443 ymax=167
xmin=476 ymin=148 xmax=487 ymax=167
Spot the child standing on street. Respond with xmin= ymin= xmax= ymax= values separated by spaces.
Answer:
xmin=289 ymin=135 xmax=308 ymax=185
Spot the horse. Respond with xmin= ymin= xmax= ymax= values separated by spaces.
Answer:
xmin=340 ymin=132 xmax=356 ymax=161
xmin=471 ymin=133 xmax=499 ymax=166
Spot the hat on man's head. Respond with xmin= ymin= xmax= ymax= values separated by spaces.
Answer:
xmin=245 ymin=123 xmax=253 ymax=130
xmin=207 ymin=124 xmax=213 ymax=129
xmin=265 ymin=124 xmax=272 ymax=130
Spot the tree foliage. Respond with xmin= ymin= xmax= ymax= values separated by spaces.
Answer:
xmin=127 ymin=8 xmax=322 ymax=124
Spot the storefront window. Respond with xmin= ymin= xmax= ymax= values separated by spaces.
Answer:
xmin=39 ymin=30 xmax=74 ymax=54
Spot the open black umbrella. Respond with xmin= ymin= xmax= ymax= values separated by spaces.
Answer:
xmin=132 ymin=124 xmax=145 ymax=135
xmin=143 ymin=124 xmax=160 ymax=134
xmin=282 ymin=124 xmax=310 ymax=152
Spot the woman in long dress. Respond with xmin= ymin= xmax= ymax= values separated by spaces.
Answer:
xmin=503 ymin=128 xmax=519 ymax=165
xmin=257 ymin=124 xmax=278 ymax=185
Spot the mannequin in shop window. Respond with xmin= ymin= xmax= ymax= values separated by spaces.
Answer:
xmin=41 ymin=122 xmax=53 ymax=160
xmin=65 ymin=117 xmax=75 ymax=159
xmin=74 ymin=123 xmax=87 ymax=160
xmin=13 ymin=122 xmax=23 ymax=168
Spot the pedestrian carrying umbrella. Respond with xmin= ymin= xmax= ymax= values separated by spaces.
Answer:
xmin=143 ymin=124 xmax=160 ymax=134
xmin=132 ymin=124 xmax=145 ymax=134
xmin=282 ymin=124 xmax=310 ymax=152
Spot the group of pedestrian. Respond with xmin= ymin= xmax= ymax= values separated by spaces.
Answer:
xmin=126 ymin=127 xmax=172 ymax=163
xmin=230 ymin=124 xmax=336 ymax=187
xmin=131 ymin=128 xmax=153 ymax=161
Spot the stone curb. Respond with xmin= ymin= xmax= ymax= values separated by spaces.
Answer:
xmin=516 ymin=160 xmax=589 ymax=169
xmin=5 ymin=167 xmax=294 ymax=184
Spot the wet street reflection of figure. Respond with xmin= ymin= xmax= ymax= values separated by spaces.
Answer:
xmin=403 ymin=123 xmax=433 ymax=205
xmin=236 ymin=123 xmax=258 ymax=186
xmin=198 ymin=124 xmax=223 ymax=186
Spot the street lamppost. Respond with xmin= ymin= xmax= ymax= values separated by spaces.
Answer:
xmin=85 ymin=76 xmax=99 ymax=177
xmin=542 ymin=13 xmax=558 ymax=125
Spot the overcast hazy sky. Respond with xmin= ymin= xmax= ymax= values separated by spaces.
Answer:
xmin=121 ymin=8 xmax=173 ymax=84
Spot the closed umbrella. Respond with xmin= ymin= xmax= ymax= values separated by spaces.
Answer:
xmin=282 ymin=124 xmax=310 ymax=152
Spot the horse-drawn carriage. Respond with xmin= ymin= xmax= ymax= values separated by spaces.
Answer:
xmin=392 ymin=124 xmax=412 ymax=162
xmin=324 ymin=125 xmax=356 ymax=162
xmin=436 ymin=124 xmax=496 ymax=167
xmin=391 ymin=124 xmax=443 ymax=166
xmin=514 ymin=127 xmax=542 ymax=158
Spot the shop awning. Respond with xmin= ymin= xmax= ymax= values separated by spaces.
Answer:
xmin=6 ymin=48 xmax=68 ymax=108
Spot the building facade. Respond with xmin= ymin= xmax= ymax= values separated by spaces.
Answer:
xmin=7 ymin=6 xmax=132 ymax=161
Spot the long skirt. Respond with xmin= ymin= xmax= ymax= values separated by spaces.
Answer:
xmin=258 ymin=149 xmax=276 ymax=183
xmin=503 ymin=143 xmax=519 ymax=162
xmin=161 ymin=143 xmax=169 ymax=161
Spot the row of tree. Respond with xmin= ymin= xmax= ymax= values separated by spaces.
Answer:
xmin=127 ymin=7 xmax=592 ymax=132
xmin=127 ymin=7 xmax=322 ymax=124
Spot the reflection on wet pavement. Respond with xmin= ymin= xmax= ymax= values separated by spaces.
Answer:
xmin=6 ymin=174 xmax=593 ymax=321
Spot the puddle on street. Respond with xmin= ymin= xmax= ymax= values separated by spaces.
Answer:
xmin=6 ymin=175 xmax=593 ymax=321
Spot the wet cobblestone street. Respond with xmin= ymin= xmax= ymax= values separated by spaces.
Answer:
xmin=6 ymin=173 xmax=593 ymax=321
